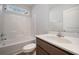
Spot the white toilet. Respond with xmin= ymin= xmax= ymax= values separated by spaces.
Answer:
xmin=22 ymin=43 xmax=36 ymax=54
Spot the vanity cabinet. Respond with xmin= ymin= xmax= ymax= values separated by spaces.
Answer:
xmin=36 ymin=37 xmax=73 ymax=55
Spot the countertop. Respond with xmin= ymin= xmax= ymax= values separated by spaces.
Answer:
xmin=36 ymin=34 xmax=79 ymax=55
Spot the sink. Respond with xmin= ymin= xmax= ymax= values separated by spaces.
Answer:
xmin=56 ymin=37 xmax=72 ymax=43
xmin=43 ymin=35 xmax=72 ymax=44
xmin=45 ymin=36 xmax=58 ymax=39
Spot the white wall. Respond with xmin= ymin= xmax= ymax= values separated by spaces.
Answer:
xmin=0 ymin=5 xmax=3 ymax=33
xmin=32 ymin=4 xmax=49 ymax=35
xmin=0 ymin=14 xmax=3 ymax=33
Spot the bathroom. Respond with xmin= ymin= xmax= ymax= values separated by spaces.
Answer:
xmin=0 ymin=4 xmax=79 ymax=55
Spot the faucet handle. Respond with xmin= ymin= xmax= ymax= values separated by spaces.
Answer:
xmin=1 ymin=38 xmax=7 ymax=41
xmin=0 ymin=33 xmax=7 ymax=41
xmin=63 ymin=30 xmax=66 ymax=32
xmin=1 ymin=33 xmax=4 ymax=37
xmin=3 ymin=38 xmax=7 ymax=40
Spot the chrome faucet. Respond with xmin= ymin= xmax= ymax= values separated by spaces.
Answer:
xmin=57 ymin=32 xmax=64 ymax=37
xmin=0 ymin=33 xmax=7 ymax=41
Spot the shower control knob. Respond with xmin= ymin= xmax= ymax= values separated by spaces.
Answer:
xmin=0 ymin=33 xmax=4 ymax=37
xmin=4 ymin=38 xmax=7 ymax=40
xmin=1 ymin=38 xmax=7 ymax=41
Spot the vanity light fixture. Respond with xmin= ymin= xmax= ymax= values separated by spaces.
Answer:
xmin=4 ymin=5 xmax=30 ymax=15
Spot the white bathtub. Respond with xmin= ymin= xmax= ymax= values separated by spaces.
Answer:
xmin=0 ymin=37 xmax=35 ymax=55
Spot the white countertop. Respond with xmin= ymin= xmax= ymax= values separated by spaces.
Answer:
xmin=36 ymin=34 xmax=79 ymax=55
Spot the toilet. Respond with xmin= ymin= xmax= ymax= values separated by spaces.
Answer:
xmin=22 ymin=43 xmax=36 ymax=54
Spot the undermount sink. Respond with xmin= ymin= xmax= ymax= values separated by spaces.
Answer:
xmin=43 ymin=35 xmax=72 ymax=44
xmin=56 ymin=37 xmax=72 ymax=43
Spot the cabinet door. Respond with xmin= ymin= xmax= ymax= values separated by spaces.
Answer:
xmin=36 ymin=44 xmax=48 ymax=55
xmin=37 ymin=38 xmax=72 ymax=55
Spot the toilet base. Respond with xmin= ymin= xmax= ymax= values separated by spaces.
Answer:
xmin=17 ymin=49 xmax=36 ymax=55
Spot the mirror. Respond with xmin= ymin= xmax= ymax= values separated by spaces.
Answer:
xmin=49 ymin=4 xmax=79 ymax=33
xmin=63 ymin=5 xmax=79 ymax=33
xmin=49 ymin=4 xmax=63 ymax=33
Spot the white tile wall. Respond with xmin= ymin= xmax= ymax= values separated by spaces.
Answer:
xmin=2 ymin=12 xmax=32 ymax=41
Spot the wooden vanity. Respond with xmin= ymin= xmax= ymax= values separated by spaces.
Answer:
xmin=36 ymin=37 xmax=74 ymax=55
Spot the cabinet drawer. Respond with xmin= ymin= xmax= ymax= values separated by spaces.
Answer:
xmin=37 ymin=37 xmax=72 ymax=55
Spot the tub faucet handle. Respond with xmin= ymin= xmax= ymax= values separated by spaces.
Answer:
xmin=0 ymin=33 xmax=7 ymax=41
xmin=1 ymin=38 xmax=7 ymax=41
xmin=1 ymin=33 xmax=4 ymax=37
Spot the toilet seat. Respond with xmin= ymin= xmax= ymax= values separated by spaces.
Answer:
xmin=22 ymin=43 xmax=36 ymax=53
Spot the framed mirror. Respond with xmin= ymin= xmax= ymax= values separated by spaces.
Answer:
xmin=49 ymin=4 xmax=79 ymax=33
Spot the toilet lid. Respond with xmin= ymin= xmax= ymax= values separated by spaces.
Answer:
xmin=23 ymin=43 xmax=36 ymax=50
